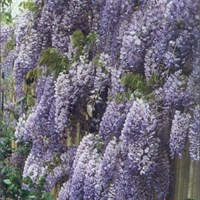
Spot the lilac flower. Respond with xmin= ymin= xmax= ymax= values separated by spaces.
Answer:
xmin=154 ymin=150 xmax=170 ymax=200
xmin=24 ymin=77 xmax=55 ymax=141
xmin=144 ymin=0 xmax=196 ymax=79
xmin=95 ymin=138 xmax=119 ymax=200
xmin=169 ymin=110 xmax=191 ymax=158
xmin=126 ymin=137 xmax=160 ymax=176
xmin=23 ymin=148 xmax=47 ymax=182
xmin=121 ymin=99 xmax=160 ymax=177
xmin=88 ymin=53 xmax=111 ymax=132
xmin=0 ymin=25 xmax=14 ymax=45
xmin=55 ymin=61 xmax=95 ymax=134
xmin=46 ymin=147 xmax=77 ymax=190
xmin=120 ymin=0 xmax=168 ymax=72
xmin=97 ymin=0 xmax=147 ymax=60
xmin=121 ymin=99 xmax=157 ymax=147
xmin=1 ymin=50 xmax=16 ymax=78
xmin=14 ymin=12 xmax=34 ymax=51
xmin=35 ymin=76 xmax=47 ymax=103
xmin=98 ymin=0 xmax=121 ymax=53
xmin=15 ymin=113 xmax=28 ymax=142
xmin=14 ymin=15 xmax=42 ymax=99
xmin=109 ymin=67 xmax=126 ymax=97
xmin=116 ymin=170 xmax=154 ymax=200
xmin=58 ymin=181 xmax=70 ymax=200
xmin=70 ymin=153 xmax=88 ymax=200
xmin=2 ymin=0 xmax=199 ymax=199
xmin=84 ymin=149 xmax=101 ymax=200
xmin=69 ymin=134 xmax=103 ymax=200
xmin=72 ymin=134 xmax=100 ymax=173
xmin=99 ymin=101 xmax=131 ymax=141
xmin=189 ymin=106 xmax=200 ymax=161
xmin=156 ymin=70 xmax=189 ymax=109
xmin=187 ymin=55 xmax=200 ymax=107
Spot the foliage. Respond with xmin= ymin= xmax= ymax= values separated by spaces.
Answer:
xmin=72 ymin=30 xmax=97 ymax=61
xmin=0 ymin=116 xmax=53 ymax=200
xmin=38 ymin=48 xmax=70 ymax=79
xmin=121 ymin=73 xmax=148 ymax=93
xmin=118 ymin=72 xmax=160 ymax=101
xmin=19 ymin=0 xmax=39 ymax=12
xmin=121 ymin=72 xmax=162 ymax=94
xmin=0 ymin=120 xmax=14 ymax=160
xmin=0 ymin=12 xmax=13 ymax=24
xmin=5 ymin=36 xmax=16 ymax=52
xmin=0 ymin=0 xmax=12 ymax=24
xmin=1 ymin=0 xmax=12 ymax=7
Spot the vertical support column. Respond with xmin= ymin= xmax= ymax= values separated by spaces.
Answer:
xmin=174 ymin=143 xmax=200 ymax=200
xmin=187 ymin=161 xmax=200 ymax=200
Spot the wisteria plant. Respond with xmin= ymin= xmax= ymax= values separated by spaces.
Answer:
xmin=0 ymin=0 xmax=200 ymax=199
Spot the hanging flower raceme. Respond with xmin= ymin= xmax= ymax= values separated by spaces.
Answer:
xmin=121 ymin=99 xmax=157 ymax=146
xmin=84 ymin=149 xmax=101 ymax=200
xmin=154 ymin=150 xmax=170 ymax=200
xmin=99 ymin=100 xmax=131 ymax=142
xmin=69 ymin=134 xmax=102 ymax=200
xmin=46 ymin=146 xmax=77 ymax=191
xmin=15 ymin=113 xmax=28 ymax=142
xmin=55 ymin=60 xmax=95 ymax=134
xmin=95 ymin=138 xmax=120 ymax=200
xmin=189 ymin=106 xmax=200 ymax=161
xmin=23 ymin=77 xmax=55 ymax=142
xmin=58 ymin=181 xmax=71 ymax=200
xmin=156 ymin=70 xmax=189 ymax=109
xmin=169 ymin=110 xmax=191 ymax=158
xmin=14 ymin=12 xmax=43 ymax=99
xmin=121 ymin=99 xmax=160 ymax=177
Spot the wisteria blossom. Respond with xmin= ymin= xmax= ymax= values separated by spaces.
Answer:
xmin=169 ymin=110 xmax=191 ymax=158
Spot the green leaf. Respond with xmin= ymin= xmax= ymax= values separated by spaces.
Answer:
xmin=72 ymin=30 xmax=85 ymax=48
xmin=38 ymin=177 xmax=46 ymax=186
xmin=41 ymin=192 xmax=53 ymax=200
xmin=0 ymin=12 xmax=13 ymax=24
xmin=19 ymin=0 xmax=39 ymax=12
xmin=29 ymin=195 xmax=37 ymax=199
xmin=17 ymin=96 xmax=26 ymax=104
xmin=1 ymin=167 xmax=6 ymax=175
xmin=7 ymin=183 xmax=15 ymax=191
xmin=3 ymin=179 xmax=12 ymax=185
xmin=38 ymin=48 xmax=69 ymax=78
xmin=23 ymin=176 xmax=33 ymax=185
xmin=27 ymin=95 xmax=35 ymax=107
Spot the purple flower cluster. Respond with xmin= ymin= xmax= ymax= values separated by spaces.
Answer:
xmin=156 ymin=70 xmax=189 ymax=109
xmin=169 ymin=110 xmax=191 ymax=158
xmin=99 ymin=101 xmax=130 ymax=142
xmin=121 ymin=99 xmax=159 ymax=176
xmin=84 ymin=149 xmax=101 ymax=200
xmin=1 ymin=50 xmax=16 ymax=78
xmin=23 ymin=77 xmax=55 ymax=142
xmin=13 ymin=12 xmax=43 ymax=99
xmin=69 ymin=134 xmax=101 ymax=200
xmin=121 ymin=99 xmax=157 ymax=146
xmin=55 ymin=60 xmax=95 ymax=134
xmin=95 ymin=138 xmax=119 ymax=200
xmin=189 ymin=106 xmax=200 ymax=161
xmin=46 ymin=146 xmax=77 ymax=190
